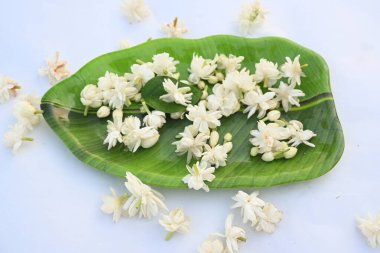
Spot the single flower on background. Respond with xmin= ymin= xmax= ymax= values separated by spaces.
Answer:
xmin=159 ymin=78 xmax=193 ymax=106
xmin=242 ymin=87 xmax=276 ymax=119
xmin=357 ymin=214 xmax=380 ymax=248
xmin=3 ymin=123 xmax=32 ymax=153
xmin=238 ymin=0 xmax=267 ymax=35
xmin=159 ymin=208 xmax=190 ymax=240
xmin=13 ymin=94 xmax=43 ymax=130
xmin=188 ymin=54 xmax=217 ymax=84
xmin=186 ymin=102 xmax=222 ymax=134
xmin=269 ymin=81 xmax=305 ymax=112
xmin=162 ymin=17 xmax=188 ymax=38
xmin=253 ymin=58 xmax=281 ymax=87
xmin=123 ymin=172 xmax=168 ymax=219
xmin=101 ymin=188 xmax=129 ymax=222
xmin=280 ymin=55 xmax=306 ymax=86
xmin=182 ymin=161 xmax=215 ymax=192
xmin=152 ymin=52 xmax=179 ymax=76
xmin=173 ymin=125 xmax=209 ymax=163
xmin=38 ymin=51 xmax=70 ymax=85
xmin=216 ymin=214 xmax=246 ymax=253
xmin=198 ymin=237 xmax=225 ymax=253
xmin=255 ymin=202 xmax=283 ymax=233
xmin=0 ymin=75 xmax=21 ymax=104
xmin=122 ymin=0 xmax=150 ymax=23
xmin=231 ymin=190 xmax=265 ymax=226
xmin=287 ymin=120 xmax=316 ymax=148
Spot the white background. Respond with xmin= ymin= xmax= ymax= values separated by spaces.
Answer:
xmin=1 ymin=0 xmax=379 ymax=252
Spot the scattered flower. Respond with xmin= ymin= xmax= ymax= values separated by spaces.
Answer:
xmin=3 ymin=123 xmax=32 ymax=152
xmin=186 ymin=103 xmax=222 ymax=134
xmin=160 ymin=78 xmax=193 ymax=106
xmin=357 ymin=214 xmax=380 ymax=248
xmin=143 ymin=110 xmax=166 ymax=129
xmin=104 ymin=110 xmax=124 ymax=150
xmin=202 ymin=143 xmax=231 ymax=168
xmin=222 ymin=68 xmax=256 ymax=95
xmin=97 ymin=106 xmax=111 ymax=118
xmin=280 ymin=55 xmax=306 ymax=85
xmin=198 ymin=238 xmax=225 ymax=253
xmin=162 ymin=17 xmax=188 ymax=38
xmin=220 ymin=214 xmax=246 ymax=253
xmin=159 ymin=208 xmax=190 ymax=240
xmin=38 ymin=51 xmax=70 ymax=84
xmin=216 ymin=54 xmax=244 ymax=73
xmin=232 ymin=190 xmax=265 ymax=226
xmin=270 ymin=81 xmax=305 ymax=112
xmin=253 ymin=58 xmax=281 ymax=87
xmin=0 ymin=75 xmax=20 ymax=104
xmin=122 ymin=0 xmax=150 ymax=23
xmin=188 ymin=54 xmax=217 ymax=84
xmin=255 ymin=203 xmax=283 ymax=233
xmin=287 ymin=120 xmax=316 ymax=147
xmin=120 ymin=39 xmax=132 ymax=49
xmin=123 ymin=172 xmax=168 ymax=218
xmin=207 ymin=84 xmax=240 ymax=117
xmin=242 ymin=88 xmax=276 ymax=119
xmin=125 ymin=63 xmax=154 ymax=90
xmin=80 ymin=84 xmax=103 ymax=115
xmin=238 ymin=0 xmax=267 ymax=35
xmin=182 ymin=161 xmax=215 ymax=192
xmin=13 ymin=94 xmax=43 ymax=130
xmin=152 ymin=53 xmax=179 ymax=76
xmin=101 ymin=188 xmax=129 ymax=222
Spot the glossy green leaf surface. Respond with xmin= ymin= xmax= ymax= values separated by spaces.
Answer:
xmin=41 ymin=35 xmax=344 ymax=188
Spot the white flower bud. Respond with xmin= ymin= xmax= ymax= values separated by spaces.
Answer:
xmin=262 ymin=152 xmax=274 ymax=162
xmin=250 ymin=147 xmax=259 ymax=157
xmin=216 ymin=72 xmax=224 ymax=81
xmin=143 ymin=110 xmax=166 ymax=129
xmin=209 ymin=130 xmax=219 ymax=147
xmin=208 ymin=76 xmax=218 ymax=84
xmin=201 ymin=90 xmax=208 ymax=100
xmin=134 ymin=93 xmax=141 ymax=102
xmin=284 ymin=147 xmax=298 ymax=159
xmin=96 ymin=106 xmax=110 ymax=118
xmin=141 ymin=128 xmax=160 ymax=148
xmin=267 ymin=110 xmax=281 ymax=121
xmin=198 ymin=80 xmax=206 ymax=90
xmin=112 ymin=109 xmax=123 ymax=121
xmin=80 ymin=84 xmax=103 ymax=108
xmin=223 ymin=142 xmax=233 ymax=153
xmin=170 ymin=112 xmax=185 ymax=119
xmin=224 ymin=132 xmax=232 ymax=142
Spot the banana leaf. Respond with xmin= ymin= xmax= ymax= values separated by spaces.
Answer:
xmin=41 ymin=35 xmax=344 ymax=188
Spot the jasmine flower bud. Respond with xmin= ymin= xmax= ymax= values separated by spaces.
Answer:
xmin=209 ymin=130 xmax=219 ymax=147
xmin=133 ymin=93 xmax=141 ymax=102
xmin=201 ymin=90 xmax=208 ymax=100
xmin=97 ymin=106 xmax=111 ymax=118
xmin=267 ymin=110 xmax=281 ymax=121
xmin=250 ymin=147 xmax=259 ymax=157
xmin=262 ymin=152 xmax=274 ymax=162
xmin=224 ymin=142 xmax=233 ymax=153
xmin=198 ymin=80 xmax=206 ymax=90
xmin=224 ymin=132 xmax=232 ymax=142
xmin=216 ymin=72 xmax=224 ymax=82
xmin=208 ymin=76 xmax=218 ymax=84
xmin=284 ymin=147 xmax=297 ymax=159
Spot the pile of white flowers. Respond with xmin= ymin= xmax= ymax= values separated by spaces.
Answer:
xmin=80 ymin=51 xmax=317 ymax=192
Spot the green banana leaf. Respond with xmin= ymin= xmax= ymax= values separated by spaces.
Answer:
xmin=41 ymin=35 xmax=344 ymax=188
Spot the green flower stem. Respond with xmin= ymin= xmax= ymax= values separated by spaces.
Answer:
xmin=135 ymin=198 xmax=142 ymax=209
xmin=22 ymin=137 xmax=34 ymax=142
xmin=141 ymin=100 xmax=151 ymax=114
xmin=84 ymin=106 xmax=89 ymax=116
xmin=34 ymin=110 xmax=44 ymax=114
xmin=165 ymin=231 xmax=174 ymax=241
xmin=238 ymin=237 xmax=247 ymax=242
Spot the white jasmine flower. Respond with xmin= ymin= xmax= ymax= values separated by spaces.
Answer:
xmin=109 ymin=79 xmax=138 ymax=109
xmin=152 ymin=53 xmax=179 ymax=76
xmin=186 ymin=103 xmax=222 ymax=134
xmin=242 ymin=88 xmax=276 ymax=119
xmin=13 ymin=94 xmax=43 ymax=130
xmin=170 ymin=111 xmax=185 ymax=119
xmin=182 ymin=161 xmax=215 ymax=192
xmin=198 ymin=238 xmax=225 ymax=253
xmin=188 ymin=54 xmax=217 ymax=84
xmin=288 ymin=128 xmax=316 ymax=148
xmin=125 ymin=63 xmax=154 ymax=90
xmin=255 ymin=203 xmax=283 ymax=233
xmin=266 ymin=110 xmax=281 ymax=121
xmin=120 ymin=39 xmax=131 ymax=49
xmin=253 ymin=59 xmax=281 ymax=87
xmin=80 ymin=84 xmax=103 ymax=114
xmin=97 ymin=106 xmax=111 ymax=118
xmin=159 ymin=78 xmax=192 ymax=106
xmin=159 ymin=208 xmax=190 ymax=240
xmin=123 ymin=172 xmax=168 ymax=219
xmin=201 ymin=143 xmax=230 ymax=168
xmin=38 ymin=51 xmax=70 ymax=84
xmin=216 ymin=54 xmax=244 ymax=73
xmin=231 ymin=191 xmax=265 ymax=226
xmin=209 ymin=130 xmax=219 ymax=148
xmin=122 ymin=116 xmax=160 ymax=152
xmin=143 ymin=110 xmax=166 ymax=129
xmin=104 ymin=110 xmax=124 ymax=150
xmin=281 ymin=55 xmax=306 ymax=85
xmin=238 ymin=0 xmax=267 ymax=35
xmin=357 ymin=214 xmax=380 ymax=248
xmin=173 ymin=126 xmax=209 ymax=163
xmin=162 ymin=17 xmax=188 ymax=38
xmin=97 ymin=71 xmax=119 ymax=103
xmin=270 ymin=81 xmax=305 ymax=112
xmin=3 ymin=123 xmax=32 ymax=152
xmin=222 ymin=214 xmax=246 ymax=253
xmin=284 ymin=146 xmax=297 ymax=159
xmin=122 ymin=0 xmax=150 ymax=23
xmin=207 ymin=84 xmax=240 ymax=117
xmin=0 ymin=75 xmax=20 ymax=103
xmin=222 ymin=68 xmax=256 ymax=96
xmin=250 ymin=121 xmax=290 ymax=153
xmin=101 ymin=188 xmax=129 ymax=222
